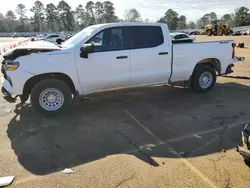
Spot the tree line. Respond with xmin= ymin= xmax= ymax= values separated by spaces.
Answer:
xmin=0 ymin=0 xmax=147 ymax=32
xmin=157 ymin=6 xmax=250 ymax=30
xmin=0 ymin=0 xmax=121 ymax=32
xmin=0 ymin=1 xmax=249 ymax=32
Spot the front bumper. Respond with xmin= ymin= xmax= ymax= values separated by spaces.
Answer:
xmin=1 ymin=76 xmax=16 ymax=103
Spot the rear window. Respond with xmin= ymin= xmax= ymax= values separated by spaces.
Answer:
xmin=130 ymin=26 xmax=164 ymax=49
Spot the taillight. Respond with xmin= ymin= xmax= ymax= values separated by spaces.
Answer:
xmin=232 ymin=43 xmax=236 ymax=58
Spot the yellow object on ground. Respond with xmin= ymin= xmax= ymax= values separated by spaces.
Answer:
xmin=203 ymin=20 xmax=233 ymax=36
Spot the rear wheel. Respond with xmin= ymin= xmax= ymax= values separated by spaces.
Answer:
xmin=30 ymin=79 xmax=72 ymax=116
xmin=217 ymin=29 xmax=224 ymax=36
xmin=191 ymin=65 xmax=216 ymax=93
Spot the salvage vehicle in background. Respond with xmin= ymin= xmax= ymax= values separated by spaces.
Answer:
xmin=11 ymin=33 xmax=18 ymax=38
xmin=189 ymin=31 xmax=200 ymax=35
xmin=242 ymin=30 xmax=249 ymax=35
xmin=171 ymin=33 xmax=196 ymax=43
xmin=39 ymin=34 xmax=64 ymax=44
xmin=1 ymin=22 xmax=245 ymax=115
xmin=232 ymin=30 xmax=242 ymax=36
xmin=204 ymin=20 xmax=233 ymax=36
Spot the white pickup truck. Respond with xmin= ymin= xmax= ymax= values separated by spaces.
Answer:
xmin=1 ymin=22 xmax=245 ymax=115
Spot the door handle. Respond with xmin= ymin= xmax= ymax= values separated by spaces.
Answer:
xmin=116 ymin=56 xmax=128 ymax=59
xmin=158 ymin=52 xmax=168 ymax=55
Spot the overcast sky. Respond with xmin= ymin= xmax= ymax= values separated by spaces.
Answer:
xmin=1 ymin=0 xmax=250 ymax=22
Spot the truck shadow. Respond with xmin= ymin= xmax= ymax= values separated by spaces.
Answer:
xmin=6 ymin=82 xmax=250 ymax=175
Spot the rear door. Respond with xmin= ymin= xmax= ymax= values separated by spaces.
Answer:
xmin=129 ymin=26 xmax=171 ymax=86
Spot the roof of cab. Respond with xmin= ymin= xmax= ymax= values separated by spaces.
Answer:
xmin=93 ymin=22 xmax=167 ymax=28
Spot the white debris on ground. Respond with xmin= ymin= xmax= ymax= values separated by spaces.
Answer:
xmin=0 ymin=176 xmax=15 ymax=187
xmin=61 ymin=168 xmax=74 ymax=174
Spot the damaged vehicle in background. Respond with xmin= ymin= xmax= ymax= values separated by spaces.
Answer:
xmin=189 ymin=31 xmax=200 ymax=35
xmin=37 ymin=34 xmax=64 ymax=44
xmin=237 ymin=123 xmax=250 ymax=164
xmin=170 ymin=33 xmax=196 ymax=43
xmin=1 ymin=22 xmax=245 ymax=116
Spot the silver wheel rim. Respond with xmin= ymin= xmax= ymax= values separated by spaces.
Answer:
xmin=199 ymin=72 xmax=213 ymax=89
xmin=39 ymin=88 xmax=64 ymax=111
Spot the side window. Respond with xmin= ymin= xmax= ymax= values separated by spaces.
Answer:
xmin=87 ymin=27 xmax=124 ymax=52
xmin=181 ymin=34 xmax=188 ymax=39
xmin=130 ymin=26 xmax=164 ymax=49
xmin=174 ymin=35 xmax=182 ymax=40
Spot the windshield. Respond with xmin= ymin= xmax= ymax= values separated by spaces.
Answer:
xmin=61 ymin=25 xmax=99 ymax=48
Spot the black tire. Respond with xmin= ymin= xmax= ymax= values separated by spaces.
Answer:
xmin=30 ymin=79 xmax=72 ymax=116
xmin=191 ymin=65 xmax=216 ymax=93
xmin=56 ymin=39 xmax=62 ymax=44
xmin=217 ymin=29 xmax=223 ymax=36
xmin=207 ymin=30 xmax=213 ymax=36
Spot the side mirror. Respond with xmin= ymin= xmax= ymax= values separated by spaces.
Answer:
xmin=80 ymin=43 xmax=94 ymax=58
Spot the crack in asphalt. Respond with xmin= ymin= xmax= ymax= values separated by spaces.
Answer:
xmin=224 ymin=168 xmax=231 ymax=188
xmin=208 ymin=158 xmax=221 ymax=179
xmin=207 ymin=154 xmax=226 ymax=183
xmin=115 ymin=131 xmax=155 ymax=166
xmin=115 ymin=173 xmax=136 ymax=188
xmin=215 ymin=114 xmax=242 ymax=151
xmin=187 ymin=120 xmax=230 ymax=157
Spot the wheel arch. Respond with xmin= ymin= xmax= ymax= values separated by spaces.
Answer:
xmin=193 ymin=58 xmax=221 ymax=75
xmin=22 ymin=72 xmax=76 ymax=102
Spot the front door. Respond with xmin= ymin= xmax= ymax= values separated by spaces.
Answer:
xmin=75 ymin=27 xmax=130 ymax=94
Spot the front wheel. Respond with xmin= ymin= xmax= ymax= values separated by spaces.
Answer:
xmin=30 ymin=79 xmax=72 ymax=115
xmin=206 ymin=29 xmax=213 ymax=36
xmin=191 ymin=65 xmax=217 ymax=93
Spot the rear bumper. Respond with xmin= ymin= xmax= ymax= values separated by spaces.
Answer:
xmin=225 ymin=64 xmax=234 ymax=74
xmin=224 ymin=56 xmax=245 ymax=75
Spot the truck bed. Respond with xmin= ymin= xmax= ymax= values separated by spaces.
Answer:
xmin=170 ymin=40 xmax=234 ymax=82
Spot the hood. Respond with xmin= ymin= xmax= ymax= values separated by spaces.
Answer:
xmin=18 ymin=40 xmax=60 ymax=50
xmin=2 ymin=41 xmax=60 ymax=61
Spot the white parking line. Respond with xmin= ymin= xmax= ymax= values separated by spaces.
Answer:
xmin=124 ymin=109 xmax=163 ymax=144
xmin=167 ymin=120 xmax=250 ymax=143
xmin=124 ymin=109 xmax=237 ymax=188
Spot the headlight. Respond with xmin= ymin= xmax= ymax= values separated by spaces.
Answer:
xmin=6 ymin=62 xmax=19 ymax=71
